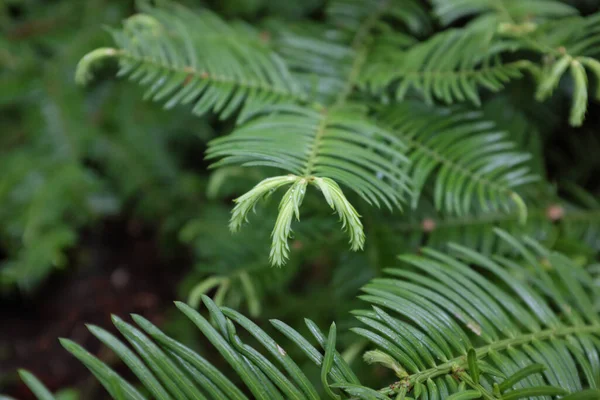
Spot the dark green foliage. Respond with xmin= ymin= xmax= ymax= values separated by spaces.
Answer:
xmin=3 ymin=0 xmax=600 ymax=398
xmin=18 ymin=233 xmax=600 ymax=399
xmin=74 ymin=0 xmax=600 ymax=265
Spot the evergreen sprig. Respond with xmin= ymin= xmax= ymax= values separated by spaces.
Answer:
xmin=207 ymin=104 xmax=410 ymax=264
xmin=73 ymin=0 xmax=600 ymax=265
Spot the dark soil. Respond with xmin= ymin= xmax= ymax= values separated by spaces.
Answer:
xmin=0 ymin=217 xmax=189 ymax=399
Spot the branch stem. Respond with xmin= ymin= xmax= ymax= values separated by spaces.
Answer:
xmin=380 ymin=324 xmax=600 ymax=396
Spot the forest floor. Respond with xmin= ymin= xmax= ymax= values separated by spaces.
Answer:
xmin=0 ymin=217 xmax=189 ymax=399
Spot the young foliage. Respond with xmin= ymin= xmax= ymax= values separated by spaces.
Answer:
xmin=19 ymin=232 xmax=600 ymax=399
xmin=529 ymin=13 xmax=600 ymax=126
xmin=207 ymin=104 xmax=410 ymax=265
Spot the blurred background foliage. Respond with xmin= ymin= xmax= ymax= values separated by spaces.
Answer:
xmin=1 ymin=0 xmax=600 ymax=398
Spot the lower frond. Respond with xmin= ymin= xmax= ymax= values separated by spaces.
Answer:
xmin=43 ymin=296 xmax=359 ymax=400
xmin=356 ymin=230 xmax=600 ymax=398
xmin=20 ymin=232 xmax=600 ymax=400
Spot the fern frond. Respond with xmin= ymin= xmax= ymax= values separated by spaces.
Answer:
xmin=356 ymin=230 xmax=600 ymax=398
xmin=48 ymin=296 xmax=359 ymax=400
xmin=361 ymin=24 xmax=533 ymax=106
xmin=207 ymin=104 xmax=411 ymax=264
xmin=76 ymin=3 xmax=305 ymax=121
xmin=377 ymin=102 xmax=536 ymax=218
xmin=21 ymin=234 xmax=600 ymax=399
xmin=430 ymin=0 xmax=578 ymax=26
